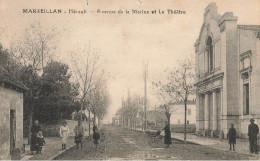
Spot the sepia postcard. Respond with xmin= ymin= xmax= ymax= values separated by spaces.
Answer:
xmin=0 ymin=0 xmax=260 ymax=160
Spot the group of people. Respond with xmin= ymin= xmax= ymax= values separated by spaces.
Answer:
xmin=30 ymin=120 xmax=46 ymax=154
xmin=30 ymin=120 xmax=101 ymax=154
xmin=228 ymin=119 xmax=259 ymax=154
xmin=30 ymin=119 xmax=259 ymax=154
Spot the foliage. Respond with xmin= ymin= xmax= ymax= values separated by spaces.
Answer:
xmin=34 ymin=61 xmax=79 ymax=123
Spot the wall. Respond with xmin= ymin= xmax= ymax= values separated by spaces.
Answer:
xmin=170 ymin=104 xmax=196 ymax=125
xmin=238 ymin=28 xmax=260 ymax=137
xmin=0 ymin=86 xmax=23 ymax=160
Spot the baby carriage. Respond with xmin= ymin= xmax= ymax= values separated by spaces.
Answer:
xmin=146 ymin=130 xmax=163 ymax=144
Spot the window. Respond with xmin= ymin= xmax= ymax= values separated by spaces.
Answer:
xmin=188 ymin=109 xmax=191 ymax=115
xmin=178 ymin=119 xmax=181 ymax=124
xmin=187 ymin=120 xmax=190 ymax=125
xmin=240 ymin=50 xmax=251 ymax=70
xmin=243 ymin=83 xmax=249 ymax=115
xmin=241 ymin=57 xmax=250 ymax=69
xmin=206 ymin=36 xmax=214 ymax=72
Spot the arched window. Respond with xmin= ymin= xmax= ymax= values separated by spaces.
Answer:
xmin=206 ymin=36 xmax=214 ymax=72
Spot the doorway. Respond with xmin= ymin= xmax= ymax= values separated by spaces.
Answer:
xmin=10 ymin=109 xmax=16 ymax=153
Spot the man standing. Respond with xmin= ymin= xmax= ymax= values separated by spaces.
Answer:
xmin=248 ymin=119 xmax=259 ymax=154
xmin=74 ymin=121 xmax=84 ymax=149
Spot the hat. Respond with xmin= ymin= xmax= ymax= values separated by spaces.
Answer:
xmin=250 ymin=119 xmax=255 ymax=122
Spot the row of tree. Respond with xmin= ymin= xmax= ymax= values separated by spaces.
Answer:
xmin=0 ymin=23 xmax=110 ymax=138
xmin=118 ymin=94 xmax=144 ymax=131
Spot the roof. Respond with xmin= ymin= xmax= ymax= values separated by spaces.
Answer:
xmin=237 ymin=25 xmax=260 ymax=31
xmin=0 ymin=66 xmax=28 ymax=92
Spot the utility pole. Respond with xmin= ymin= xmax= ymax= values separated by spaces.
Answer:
xmin=144 ymin=60 xmax=148 ymax=131
xmin=122 ymin=98 xmax=124 ymax=128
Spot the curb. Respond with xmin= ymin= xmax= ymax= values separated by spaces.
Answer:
xmin=170 ymin=137 xmax=200 ymax=145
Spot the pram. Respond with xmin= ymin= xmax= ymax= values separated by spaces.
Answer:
xmin=146 ymin=130 xmax=163 ymax=144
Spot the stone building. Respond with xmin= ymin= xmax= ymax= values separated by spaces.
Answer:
xmin=194 ymin=3 xmax=260 ymax=138
xmin=0 ymin=67 xmax=27 ymax=159
xmin=170 ymin=100 xmax=196 ymax=125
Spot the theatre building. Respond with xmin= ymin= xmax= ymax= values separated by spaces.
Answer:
xmin=194 ymin=3 xmax=260 ymax=139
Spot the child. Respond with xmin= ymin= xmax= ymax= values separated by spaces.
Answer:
xmin=93 ymin=129 xmax=100 ymax=148
xmin=36 ymin=131 xmax=46 ymax=154
xmin=228 ymin=124 xmax=237 ymax=151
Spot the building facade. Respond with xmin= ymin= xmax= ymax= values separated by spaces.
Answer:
xmin=194 ymin=3 xmax=260 ymax=138
xmin=0 ymin=67 xmax=27 ymax=159
xmin=170 ymin=101 xmax=196 ymax=125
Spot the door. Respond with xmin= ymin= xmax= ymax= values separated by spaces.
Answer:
xmin=10 ymin=109 xmax=16 ymax=153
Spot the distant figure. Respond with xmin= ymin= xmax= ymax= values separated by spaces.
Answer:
xmin=93 ymin=123 xmax=98 ymax=133
xmin=59 ymin=121 xmax=70 ymax=150
xmin=248 ymin=119 xmax=259 ymax=154
xmin=162 ymin=121 xmax=172 ymax=148
xmin=93 ymin=128 xmax=100 ymax=148
xmin=74 ymin=121 xmax=84 ymax=149
xmin=30 ymin=120 xmax=42 ymax=154
xmin=36 ymin=131 xmax=45 ymax=154
xmin=228 ymin=124 xmax=237 ymax=151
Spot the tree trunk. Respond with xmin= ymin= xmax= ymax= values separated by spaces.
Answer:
xmin=184 ymin=99 xmax=187 ymax=143
xmin=28 ymin=109 xmax=32 ymax=145
xmin=88 ymin=109 xmax=91 ymax=136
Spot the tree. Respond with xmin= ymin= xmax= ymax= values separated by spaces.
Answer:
xmin=0 ymin=44 xmax=22 ymax=78
xmin=71 ymin=42 xmax=108 ymax=134
xmin=35 ymin=61 xmax=79 ymax=123
xmin=152 ymin=80 xmax=177 ymax=124
xmin=166 ymin=56 xmax=195 ymax=143
xmin=120 ymin=94 xmax=143 ymax=130
xmin=9 ymin=22 xmax=57 ymax=142
xmin=152 ymin=55 xmax=195 ymax=143
xmin=90 ymin=78 xmax=110 ymax=128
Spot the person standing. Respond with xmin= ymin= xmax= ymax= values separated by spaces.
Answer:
xmin=248 ymin=119 xmax=259 ymax=154
xmin=36 ymin=131 xmax=46 ymax=154
xmin=228 ymin=124 xmax=237 ymax=151
xmin=93 ymin=123 xmax=98 ymax=133
xmin=93 ymin=128 xmax=100 ymax=149
xmin=59 ymin=121 xmax=70 ymax=150
xmin=162 ymin=121 xmax=172 ymax=148
xmin=30 ymin=120 xmax=42 ymax=154
xmin=74 ymin=121 xmax=84 ymax=149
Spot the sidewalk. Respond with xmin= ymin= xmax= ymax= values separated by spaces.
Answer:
xmin=135 ymin=127 xmax=259 ymax=157
xmin=171 ymin=133 xmax=251 ymax=154
xmin=21 ymin=130 xmax=92 ymax=160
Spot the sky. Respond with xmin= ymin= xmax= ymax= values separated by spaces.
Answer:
xmin=0 ymin=0 xmax=259 ymax=123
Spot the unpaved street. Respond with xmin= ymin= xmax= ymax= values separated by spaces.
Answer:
xmin=55 ymin=125 xmax=256 ymax=160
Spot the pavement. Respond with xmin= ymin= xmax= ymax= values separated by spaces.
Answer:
xmin=134 ymin=127 xmax=260 ymax=159
xmin=171 ymin=133 xmax=252 ymax=154
xmin=21 ymin=130 xmax=92 ymax=160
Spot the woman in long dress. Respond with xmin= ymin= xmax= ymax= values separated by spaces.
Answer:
xmin=162 ymin=121 xmax=172 ymax=148
xmin=59 ymin=121 xmax=70 ymax=150
xmin=30 ymin=120 xmax=42 ymax=154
